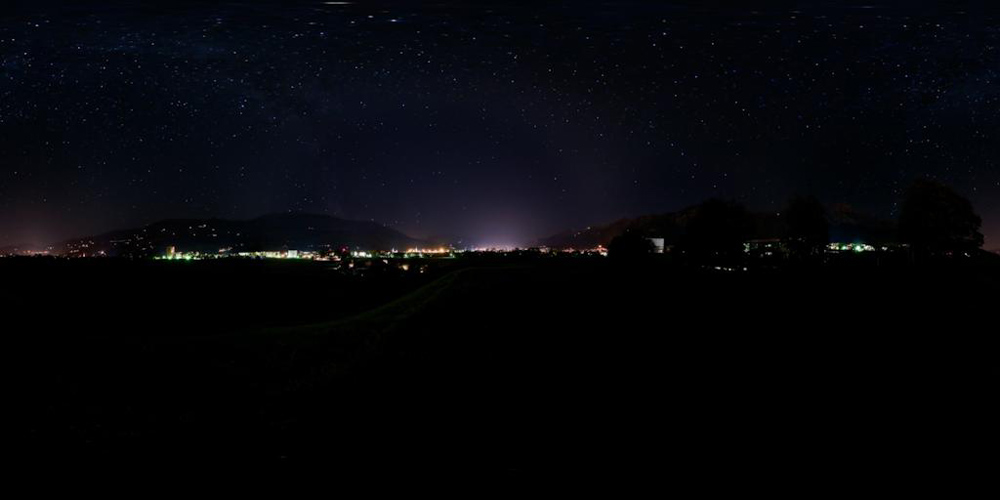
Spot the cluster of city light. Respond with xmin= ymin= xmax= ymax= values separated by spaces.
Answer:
xmin=156 ymin=252 xmax=199 ymax=261
xmin=0 ymin=249 xmax=53 ymax=257
xmin=156 ymin=247 xmax=324 ymax=261
xmin=465 ymin=245 xmax=521 ymax=252
xmin=578 ymin=245 xmax=609 ymax=257
xmin=152 ymin=244 xmax=618 ymax=262
xmin=827 ymin=242 xmax=877 ymax=253
xmin=404 ymin=247 xmax=451 ymax=255
xmin=235 ymin=250 xmax=318 ymax=259
xmin=539 ymin=246 xmax=608 ymax=257
xmin=401 ymin=247 xmax=454 ymax=259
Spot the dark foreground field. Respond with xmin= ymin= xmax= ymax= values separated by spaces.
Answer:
xmin=6 ymin=256 xmax=998 ymax=480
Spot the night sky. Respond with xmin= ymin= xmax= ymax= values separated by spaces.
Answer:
xmin=2 ymin=1 xmax=999 ymax=248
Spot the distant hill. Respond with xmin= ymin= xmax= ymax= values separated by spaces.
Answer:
xmin=55 ymin=213 xmax=423 ymax=257
xmin=538 ymin=204 xmax=895 ymax=248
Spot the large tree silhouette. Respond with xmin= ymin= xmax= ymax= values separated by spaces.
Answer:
xmin=784 ymin=196 xmax=829 ymax=258
xmin=607 ymin=230 xmax=654 ymax=260
xmin=899 ymin=179 xmax=983 ymax=255
xmin=679 ymin=199 xmax=751 ymax=264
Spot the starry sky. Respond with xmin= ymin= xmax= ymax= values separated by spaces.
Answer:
xmin=2 ymin=1 xmax=999 ymax=248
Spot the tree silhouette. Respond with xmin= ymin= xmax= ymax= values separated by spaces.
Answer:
xmin=607 ymin=231 xmax=654 ymax=260
xmin=784 ymin=196 xmax=829 ymax=258
xmin=679 ymin=199 xmax=751 ymax=264
xmin=899 ymin=179 xmax=983 ymax=256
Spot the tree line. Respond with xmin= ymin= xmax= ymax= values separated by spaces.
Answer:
xmin=608 ymin=179 xmax=986 ymax=263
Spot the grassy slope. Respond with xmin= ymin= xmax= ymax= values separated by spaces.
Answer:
xmin=17 ymin=258 xmax=999 ymax=473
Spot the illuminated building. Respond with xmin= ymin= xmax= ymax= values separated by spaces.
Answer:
xmin=744 ymin=238 xmax=785 ymax=258
xmin=647 ymin=238 xmax=665 ymax=254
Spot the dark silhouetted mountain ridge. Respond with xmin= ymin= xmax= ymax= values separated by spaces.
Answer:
xmin=55 ymin=213 xmax=422 ymax=256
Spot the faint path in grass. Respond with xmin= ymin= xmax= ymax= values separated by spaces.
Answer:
xmin=263 ymin=267 xmax=467 ymax=337
xmin=243 ymin=265 xmax=541 ymax=397
xmin=208 ymin=268 xmax=474 ymax=397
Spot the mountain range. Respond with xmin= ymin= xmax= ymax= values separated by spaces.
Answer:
xmin=0 ymin=205 xmax=945 ymax=257
xmin=54 ymin=213 xmax=423 ymax=257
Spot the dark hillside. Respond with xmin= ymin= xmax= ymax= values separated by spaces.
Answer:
xmin=11 ymin=257 xmax=995 ymax=474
